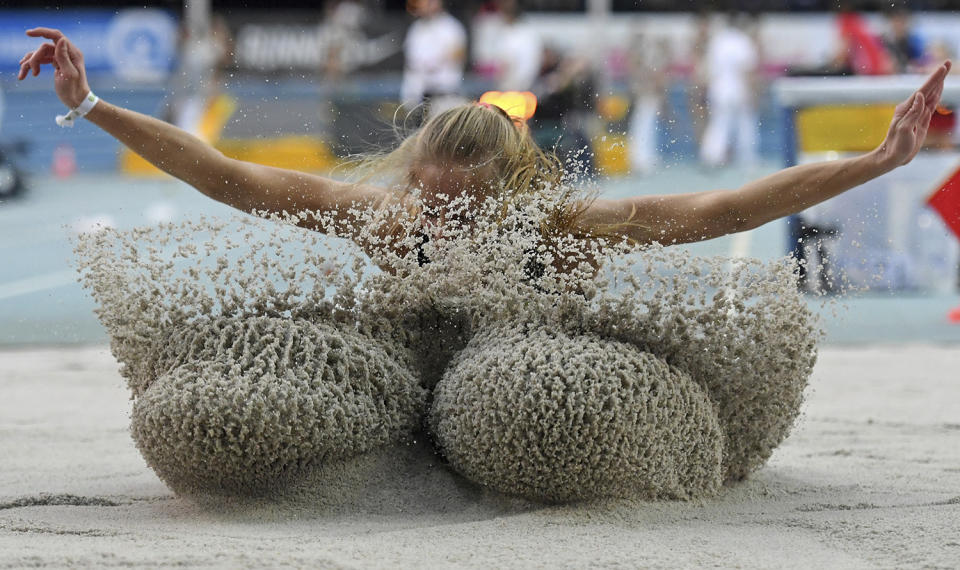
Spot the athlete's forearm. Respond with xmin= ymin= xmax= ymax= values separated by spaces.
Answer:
xmin=729 ymin=149 xmax=895 ymax=231
xmin=85 ymin=100 xmax=230 ymax=197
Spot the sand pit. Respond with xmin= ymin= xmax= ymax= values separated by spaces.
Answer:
xmin=1 ymin=344 xmax=958 ymax=568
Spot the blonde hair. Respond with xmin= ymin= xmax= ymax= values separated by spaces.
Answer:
xmin=351 ymin=103 xmax=591 ymax=240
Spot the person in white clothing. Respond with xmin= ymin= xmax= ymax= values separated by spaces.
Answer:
xmin=491 ymin=0 xmax=542 ymax=92
xmin=699 ymin=14 xmax=760 ymax=168
xmin=627 ymin=31 xmax=671 ymax=175
xmin=401 ymin=0 xmax=467 ymax=117
xmin=172 ymin=14 xmax=232 ymax=135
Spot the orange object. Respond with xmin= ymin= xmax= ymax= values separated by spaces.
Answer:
xmin=928 ymin=164 xmax=960 ymax=240
xmin=478 ymin=91 xmax=537 ymax=124
xmin=928 ymin=106 xmax=956 ymax=141
xmin=936 ymin=105 xmax=953 ymax=115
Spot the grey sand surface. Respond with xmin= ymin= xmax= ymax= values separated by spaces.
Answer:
xmin=1 ymin=344 xmax=958 ymax=568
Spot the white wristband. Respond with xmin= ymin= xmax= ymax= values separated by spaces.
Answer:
xmin=56 ymin=91 xmax=99 ymax=128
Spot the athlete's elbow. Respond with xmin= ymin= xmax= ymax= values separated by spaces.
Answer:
xmin=194 ymin=157 xmax=247 ymax=200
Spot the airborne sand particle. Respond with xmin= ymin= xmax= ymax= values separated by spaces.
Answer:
xmin=74 ymin=190 xmax=819 ymax=503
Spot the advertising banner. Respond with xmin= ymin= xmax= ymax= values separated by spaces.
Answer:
xmin=222 ymin=10 xmax=406 ymax=74
xmin=0 ymin=9 xmax=177 ymax=82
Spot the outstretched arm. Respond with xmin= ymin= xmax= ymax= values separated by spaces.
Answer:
xmin=18 ymin=28 xmax=385 ymax=234
xmin=580 ymin=62 xmax=952 ymax=246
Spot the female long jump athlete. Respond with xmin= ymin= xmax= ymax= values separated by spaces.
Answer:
xmin=18 ymin=28 xmax=951 ymax=269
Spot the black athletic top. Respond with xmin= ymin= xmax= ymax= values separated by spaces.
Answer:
xmin=415 ymin=232 xmax=546 ymax=282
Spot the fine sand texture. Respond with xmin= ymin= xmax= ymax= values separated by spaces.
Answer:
xmin=1 ymin=344 xmax=958 ymax=569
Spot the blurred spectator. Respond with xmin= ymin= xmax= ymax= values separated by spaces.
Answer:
xmin=532 ymin=46 xmax=598 ymax=176
xmin=0 ymin=85 xmax=25 ymax=199
xmin=884 ymin=10 xmax=925 ymax=74
xmin=401 ymin=0 xmax=467 ymax=117
xmin=321 ymin=0 xmax=369 ymax=77
xmin=0 ymin=85 xmax=8 ymax=196
xmin=687 ymin=11 xmax=712 ymax=144
xmin=626 ymin=31 xmax=671 ymax=175
xmin=490 ymin=0 xmax=542 ymax=91
xmin=925 ymin=40 xmax=955 ymax=72
xmin=831 ymin=11 xmax=893 ymax=76
xmin=470 ymin=2 xmax=501 ymax=79
xmin=699 ymin=13 xmax=759 ymax=168
xmin=172 ymin=13 xmax=233 ymax=134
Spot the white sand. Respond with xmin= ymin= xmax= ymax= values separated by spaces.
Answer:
xmin=1 ymin=344 xmax=958 ymax=569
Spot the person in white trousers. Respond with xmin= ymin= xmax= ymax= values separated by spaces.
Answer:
xmin=627 ymin=32 xmax=670 ymax=175
xmin=699 ymin=15 xmax=759 ymax=168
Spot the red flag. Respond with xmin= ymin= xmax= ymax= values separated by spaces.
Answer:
xmin=928 ymin=164 xmax=960 ymax=240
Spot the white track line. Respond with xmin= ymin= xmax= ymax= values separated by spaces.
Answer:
xmin=0 ymin=270 xmax=77 ymax=301
xmin=729 ymin=229 xmax=752 ymax=258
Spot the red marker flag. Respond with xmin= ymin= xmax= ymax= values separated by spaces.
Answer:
xmin=928 ymin=164 xmax=960 ymax=240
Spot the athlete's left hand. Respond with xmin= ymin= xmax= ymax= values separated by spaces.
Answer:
xmin=876 ymin=61 xmax=952 ymax=168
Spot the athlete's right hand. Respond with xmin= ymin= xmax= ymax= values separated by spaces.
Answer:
xmin=18 ymin=28 xmax=91 ymax=109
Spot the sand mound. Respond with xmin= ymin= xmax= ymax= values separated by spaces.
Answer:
xmin=431 ymin=323 xmax=724 ymax=502
xmin=130 ymin=316 xmax=426 ymax=495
